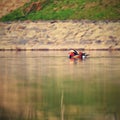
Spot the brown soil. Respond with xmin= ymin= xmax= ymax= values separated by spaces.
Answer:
xmin=0 ymin=0 xmax=30 ymax=18
xmin=24 ymin=2 xmax=42 ymax=15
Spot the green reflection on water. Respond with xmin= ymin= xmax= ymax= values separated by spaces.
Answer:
xmin=16 ymin=76 xmax=120 ymax=120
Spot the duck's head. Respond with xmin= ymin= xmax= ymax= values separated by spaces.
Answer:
xmin=69 ymin=50 xmax=74 ymax=53
xmin=68 ymin=50 xmax=75 ymax=59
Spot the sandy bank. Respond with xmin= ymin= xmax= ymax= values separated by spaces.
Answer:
xmin=0 ymin=20 xmax=120 ymax=50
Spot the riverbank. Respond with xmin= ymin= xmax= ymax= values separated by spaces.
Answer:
xmin=0 ymin=20 xmax=120 ymax=51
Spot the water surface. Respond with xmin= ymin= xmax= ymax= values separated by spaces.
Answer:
xmin=0 ymin=51 xmax=120 ymax=120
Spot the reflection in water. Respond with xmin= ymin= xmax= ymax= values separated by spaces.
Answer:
xmin=0 ymin=51 xmax=120 ymax=120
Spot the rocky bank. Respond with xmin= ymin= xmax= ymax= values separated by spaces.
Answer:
xmin=0 ymin=20 xmax=120 ymax=50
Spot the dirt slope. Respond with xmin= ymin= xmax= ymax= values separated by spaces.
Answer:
xmin=0 ymin=0 xmax=30 ymax=18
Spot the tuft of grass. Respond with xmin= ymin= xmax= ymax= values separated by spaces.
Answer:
xmin=26 ymin=9 xmax=74 ymax=20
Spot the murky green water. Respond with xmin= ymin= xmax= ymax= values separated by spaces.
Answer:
xmin=0 ymin=51 xmax=120 ymax=120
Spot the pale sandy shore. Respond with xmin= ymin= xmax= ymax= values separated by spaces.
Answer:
xmin=0 ymin=20 xmax=120 ymax=51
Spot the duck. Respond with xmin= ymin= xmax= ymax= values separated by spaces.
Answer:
xmin=68 ymin=49 xmax=89 ymax=60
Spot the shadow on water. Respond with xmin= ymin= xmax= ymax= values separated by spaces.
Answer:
xmin=0 ymin=105 xmax=24 ymax=120
xmin=0 ymin=105 xmax=38 ymax=120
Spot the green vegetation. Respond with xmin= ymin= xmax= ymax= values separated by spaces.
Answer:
xmin=0 ymin=0 xmax=120 ymax=21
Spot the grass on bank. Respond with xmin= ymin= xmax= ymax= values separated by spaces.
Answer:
xmin=0 ymin=0 xmax=120 ymax=21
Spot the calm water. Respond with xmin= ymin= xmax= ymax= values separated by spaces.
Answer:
xmin=0 ymin=51 xmax=120 ymax=120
